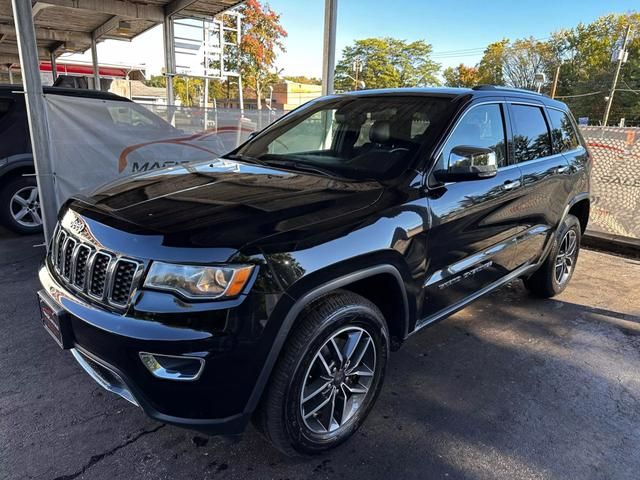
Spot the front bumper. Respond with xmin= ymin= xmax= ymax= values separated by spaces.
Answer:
xmin=38 ymin=264 xmax=277 ymax=435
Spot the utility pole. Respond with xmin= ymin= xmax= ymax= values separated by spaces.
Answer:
xmin=550 ymin=65 xmax=560 ymax=99
xmin=353 ymin=59 xmax=362 ymax=90
xmin=603 ymin=24 xmax=632 ymax=127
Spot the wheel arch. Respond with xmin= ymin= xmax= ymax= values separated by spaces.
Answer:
xmin=0 ymin=155 xmax=35 ymax=184
xmin=567 ymin=196 xmax=590 ymax=234
xmin=243 ymin=264 xmax=409 ymax=416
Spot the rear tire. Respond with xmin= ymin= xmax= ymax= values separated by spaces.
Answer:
xmin=0 ymin=176 xmax=43 ymax=235
xmin=524 ymin=214 xmax=581 ymax=298
xmin=253 ymin=290 xmax=389 ymax=456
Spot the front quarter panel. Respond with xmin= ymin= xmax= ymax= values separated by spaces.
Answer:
xmin=257 ymin=187 xmax=431 ymax=328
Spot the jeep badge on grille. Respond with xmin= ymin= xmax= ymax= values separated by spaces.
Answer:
xmin=69 ymin=217 xmax=85 ymax=234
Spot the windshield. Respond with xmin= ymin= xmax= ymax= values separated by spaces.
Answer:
xmin=232 ymin=95 xmax=454 ymax=180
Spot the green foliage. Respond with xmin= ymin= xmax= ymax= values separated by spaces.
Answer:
xmin=443 ymin=64 xmax=480 ymax=87
xmin=469 ymin=13 xmax=640 ymax=124
xmin=283 ymin=75 xmax=322 ymax=85
xmin=477 ymin=40 xmax=509 ymax=85
xmin=146 ymin=75 xmax=166 ymax=88
xmin=549 ymin=13 xmax=640 ymax=125
xmin=238 ymin=0 xmax=287 ymax=108
xmin=334 ymin=37 xmax=440 ymax=91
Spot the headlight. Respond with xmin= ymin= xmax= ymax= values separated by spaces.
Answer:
xmin=144 ymin=262 xmax=254 ymax=300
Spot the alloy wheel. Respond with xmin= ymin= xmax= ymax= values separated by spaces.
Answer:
xmin=555 ymin=229 xmax=577 ymax=285
xmin=300 ymin=326 xmax=376 ymax=434
xmin=10 ymin=186 xmax=42 ymax=228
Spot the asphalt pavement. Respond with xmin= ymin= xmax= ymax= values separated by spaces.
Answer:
xmin=1 ymin=230 xmax=639 ymax=480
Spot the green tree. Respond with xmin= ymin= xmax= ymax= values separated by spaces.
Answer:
xmin=548 ymin=13 xmax=640 ymax=124
xmin=502 ymin=37 xmax=555 ymax=90
xmin=144 ymin=73 xmax=201 ymax=106
xmin=283 ymin=75 xmax=322 ymax=85
xmin=238 ymin=0 xmax=287 ymax=109
xmin=334 ymin=37 xmax=440 ymax=91
xmin=443 ymin=63 xmax=480 ymax=87
xmin=477 ymin=39 xmax=509 ymax=85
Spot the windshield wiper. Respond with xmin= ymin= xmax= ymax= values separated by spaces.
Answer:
xmin=227 ymin=154 xmax=354 ymax=181
xmin=225 ymin=153 xmax=270 ymax=166
xmin=259 ymin=158 xmax=352 ymax=180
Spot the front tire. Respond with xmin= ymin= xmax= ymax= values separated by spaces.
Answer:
xmin=524 ymin=214 xmax=581 ymax=297
xmin=254 ymin=290 xmax=389 ymax=456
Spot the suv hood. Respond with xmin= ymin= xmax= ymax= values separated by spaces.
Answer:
xmin=70 ymin=158 xmax=384 ymax=257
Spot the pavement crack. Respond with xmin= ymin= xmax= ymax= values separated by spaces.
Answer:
xmin=51 ymin=424 xmax=165 ymax=480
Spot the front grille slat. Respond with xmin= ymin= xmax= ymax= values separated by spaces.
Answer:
xmin=73 ymin=245 xmax=92 ymax=289
xmin=110 ymin=260 xmax=139 ymax=305
xmin=62 ymin=238 xmax=76 ymax=280
xmin=48 ymin=225 xmax=142 ymax=309
xmin=89 ymin=252 xmax=112 ymax=299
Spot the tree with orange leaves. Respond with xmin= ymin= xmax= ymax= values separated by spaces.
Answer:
xmin=239 ymin=0 xmax=287 ymax=110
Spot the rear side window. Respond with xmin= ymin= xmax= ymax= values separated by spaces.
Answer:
xmin=547 ymin=108 xmax=579 ymax=152
xmin=510 ymin=104 xmax=552 ymax=162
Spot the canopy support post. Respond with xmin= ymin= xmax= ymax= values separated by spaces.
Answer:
xmin=11 ymin=0 xmax=57 ymax=245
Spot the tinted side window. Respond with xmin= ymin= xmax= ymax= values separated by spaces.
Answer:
xmin=511 ymin=104 xmax=552 ymax=162
xmin=436 ymin=103 xmax=507 ymax=170
xmin=547 ymin=108 xmax=579 ymax=152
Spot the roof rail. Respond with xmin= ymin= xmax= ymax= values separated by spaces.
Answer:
xmin=472 ymin=84 xmax=546 ymax=97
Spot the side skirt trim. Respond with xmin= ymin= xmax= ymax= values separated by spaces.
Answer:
xmin=413 ymin=262 xmax=538 ymax=333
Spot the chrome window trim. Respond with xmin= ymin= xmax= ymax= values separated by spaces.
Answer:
xmin=545 ymin=105 xmax=584 ymax=155
xmin=426 ymin=98 xmax=574 ymax=188
xmin=428 ymin=100 xmax=508 ymax=180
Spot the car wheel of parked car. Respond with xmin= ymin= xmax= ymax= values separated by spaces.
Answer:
xmin=254 ymin=290 xmax=389 ymax=455
xmin=524 ymin=214 xmax=581 ymax=298
xmin=0 ymin=176 xmax=43 ymax=235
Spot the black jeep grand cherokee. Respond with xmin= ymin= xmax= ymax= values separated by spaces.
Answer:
xmin=38 ymin=86 xmax=591 ymax=455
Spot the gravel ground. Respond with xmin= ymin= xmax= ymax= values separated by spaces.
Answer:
xmin=1 ymin=231 xmax=639 ymax=480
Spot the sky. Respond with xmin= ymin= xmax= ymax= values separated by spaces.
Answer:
xmin=62 ymin=0 xmax=638 ymax=79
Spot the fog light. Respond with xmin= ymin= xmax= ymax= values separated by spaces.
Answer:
xmin=139 ymin=352 xmax=205 ymax=381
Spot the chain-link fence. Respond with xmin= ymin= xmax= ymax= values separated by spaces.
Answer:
xmin=581 ymin=126 xmax=640 ymax=243
xmin=139 ymin=103 xmax=285 ymax=135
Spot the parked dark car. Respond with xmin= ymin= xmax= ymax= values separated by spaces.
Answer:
xmin=37 ymin=86 xmax=591 ymax=455
xmin=0 ymin=85 xmax=178 ymax=234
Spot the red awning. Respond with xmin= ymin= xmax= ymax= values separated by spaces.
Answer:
xmin=39 ymin=62 xmax=127 ymax=78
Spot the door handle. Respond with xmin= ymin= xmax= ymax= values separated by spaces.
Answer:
xmin=556 ymin=165 xmax=570 ymax=174
xmin=502 ymin=179 xmax=521 ymax=191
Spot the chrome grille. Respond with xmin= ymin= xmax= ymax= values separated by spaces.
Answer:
xmin=49 ymin=226 xmax=143 ymax=309
xmin=89 ymin=252 xmax=111 ymax=298
xmin=73 ymin=245 xmax=92 ymax=289
xmin=111 ymin=260 xmax=138 ymax=305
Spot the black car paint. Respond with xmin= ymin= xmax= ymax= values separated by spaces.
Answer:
xmin=38 ymin=87 xmax=591 ymax=435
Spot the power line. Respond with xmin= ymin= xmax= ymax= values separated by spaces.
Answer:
xmin=555 ymin=91 xmax=604 ymax=99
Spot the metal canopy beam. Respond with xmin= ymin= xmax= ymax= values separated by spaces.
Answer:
xmin=11 ymin=0 xmax=57 ymax=245
xmin=0 ymin=54 xmax=20 ymax=64
xmin=0 ymin=24 xmax=92 ymax=43
xmin=92 ymin=15 xmax=121 ymax=41
xmin=165 ymin=0 xmax=199 ymax=18
xmin=34 ymin=0 xmax=165 ymax=23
